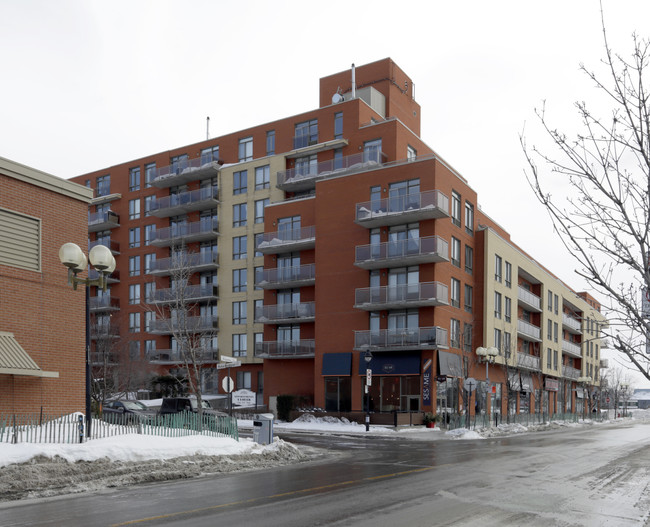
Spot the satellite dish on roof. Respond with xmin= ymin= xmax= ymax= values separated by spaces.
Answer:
xmin=332 ymin=92 xmax=344 ymax=104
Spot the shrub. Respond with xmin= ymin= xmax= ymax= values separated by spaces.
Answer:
xmin=276 ymin=395 xmax=295 ymax=422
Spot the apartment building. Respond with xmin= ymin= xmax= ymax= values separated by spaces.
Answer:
xmin=73 ymin=58 xmax=607 ymax=420
xmin=0 ymin=156 xmax=92 ymax=414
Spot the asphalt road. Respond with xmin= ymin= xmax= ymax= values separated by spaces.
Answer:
xmin=3 ymin=421 xmax=650 ymax=527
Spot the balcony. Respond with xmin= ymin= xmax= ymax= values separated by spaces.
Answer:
xmin=88 ymin=211 xmax=119 ymax=233
xmin=562 ymin=314 xmax=582 ymax=334
xmin=90 ymin=324 xmax=119 ymax=340
xmin=149 ymin=315 xmax=218 ymax=335
xmin=147 ymin=284 xmax=218 ymax=305
xmin=149 ymin=252 xmax=219 ymax=277
xmin=89 ymin=239 xmax=120 ymax=255
xmin=89 ymin=296 xmax=120 ymax=312
xmin=89 ymin=269 xmax=120 ymax=284
xmin=355 ymin=236 xmax=449 ymax=270
xmin=151 ymin=157 xmax=223 ymax=188
xmin=562 ymin=339 xmax=582 ymax=358
xmin=517 ymin=352 xmax=541 ymax=371
xmin=255 ymin=302 xmax=315 ymax=324
xmin=277 ymin=149 xmax=381 ymax=192
xmin=517 ymin=319 xmax=542 ymax=342
xmin=563 ymin=365 xmax=580 ymax=380
xmin=256 ymin=264 xmax=316 ymax=289
xmin=149 ymin=187 xmax=219 ymax=218
xmin=518 ymin=287 xmax=542 ymax=312
xmin=354 ymin=282 xmax=449 ymax=311
xmin=148 ymin=348 xmax=219 ymax=364
xmin=355 ymin=190 xmax=450 ymax=228
xmin=256 ymin=226 xmax=316 ymax=255
xmin=90 ymin=352 xmax=118 ymax=365
xmin=254 ymin=339 xmax=315 ymax=359
xmin=150 ymin=219 xmax=219 ymax=247
xmin=354 ymin=326 xmax=448 ymax=352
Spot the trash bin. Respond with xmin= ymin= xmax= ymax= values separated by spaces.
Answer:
xmin=253 ymin=413 xmax=274 ymax=445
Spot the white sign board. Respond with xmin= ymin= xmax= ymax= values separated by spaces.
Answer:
xmin=232 ymin=389 xmax=256 ymax=406
xmin=222 ymin=376 xmax=234 ymax=393
xmin=366 ymin=368 xmax=372 ymax=386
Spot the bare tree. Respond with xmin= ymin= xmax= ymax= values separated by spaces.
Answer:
xmin=521 ymin=12 xmax=650 ymax=383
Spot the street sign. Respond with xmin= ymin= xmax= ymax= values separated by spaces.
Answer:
xmin=366 ymin=368 xmax=372 ymax=386
xmin=463 ymin=377 xmax=477 ymax=392
xmin=222 ymin=376 xmax=234 ymax=393
xmin=217 ymin=360 xmax=241 ymax=369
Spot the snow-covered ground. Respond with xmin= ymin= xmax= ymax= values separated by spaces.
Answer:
xmin=1 ymin=409 xmax=647 ymax=502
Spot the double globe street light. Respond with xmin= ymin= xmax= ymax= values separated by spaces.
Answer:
xmin=476 ymin=346 xmax=499 ymax=425
xmin=59 ymin=243 xmax=116 ymax=440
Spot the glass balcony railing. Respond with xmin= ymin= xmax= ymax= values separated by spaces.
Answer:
xmin=355 ymin=236 xmax=449 ymax=269
xmin=150 ymin=219 xmax=219 ymax=247
xmin=562 ymin=365 xmax=580 ymax=379
xmin=149 ymin=315 xmax=218 ymax=335
xmin=254 ymin=339 xmax=315 ymax=359
xmin=149 ymin=187 xmax=219 ymax=217
xmin=147 ymin=284 xmax=218 ymax=305
xmin=256 ymin=226 xmax=315 ymax=254
xmin=151 ymin=154 xmax=222 ymax=188
xmin=255 ymin=302 xmax=315 ymax=323
xmin=355 ymin=189 xmax=450 ymax=227
xmin=354 ymin=282 xmax=449 ymax=310
xmin=354 ymin=326 xmax=448 ymax=351
xmin=149 ymin=252 xmax=219 ymax=276
xmin=88 ymin=211 xmax=119 ymax=232
xmin=255 ymin=264 xmax=316 ymax=289
xmin=89 ymin=296 xmax=120 ymax=312
xmin=147 ymin=348 xmax=219 ymax=363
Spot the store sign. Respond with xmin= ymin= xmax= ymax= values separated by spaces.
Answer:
xmin=545 ymin=378 xmax=559 ymax=392
xmin=422 ymin=359 xmax=432 ymax=405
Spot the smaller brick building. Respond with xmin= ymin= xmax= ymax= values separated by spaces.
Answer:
xmin=0 ymin=156 xmax=93 ymax=415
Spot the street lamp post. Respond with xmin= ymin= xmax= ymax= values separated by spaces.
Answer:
xmin=476 ymin=346 xmax=499 ymax=426
xmin=59 ymin=243 xmax=116 ymax=441
xmin=577 ymin=376 xmax=592 ymax=420
xmin=364 ymin=350 xmax=373 ymax=432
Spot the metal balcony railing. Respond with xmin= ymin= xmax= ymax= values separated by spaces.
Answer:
xmin=354 ymin=282 xmax=449 ymax=310
xmin=562 ymin=314 xmax=582 ymax=333
xmin=517 ymin=319 xmax=541 ymax=341
xmin=518 ymin=287 xmax=541 ymax=311
xmin=88 ymin=211 xmax=119 ymax=232
xmin=355 ymin=235 xmax=449 ymax=269
xmin=255 ymin=302 xmax=316 ymax=323
xmin=354 ymin=326 xmax=448 ymax=351
xmin=563 ymin=365 xmax=580 ymax=379
xmin=254 ymin=339 xmax=315 ymax=359
xmin=562 ymin=340 xmax=581 ymax=358
xmin=355 ymin=189 xmax=450 ymax=227
xmin=90 ymin=324 xmax=120 ymax=339
xmin=256 ymin=264 xmax=316 ymax=289
xmin=149 ymin=315 xmax=218 ymax=334
xmin=89 ymin=296 xmax=120 ymax=312
xmin=149 ymin=187 xmax=219 ymax=218
xmin=517 ymin=352 xmax=541 ymax=371
xmin=149 ymin=252 xmax=219 ymax=276
xmin=150 ymin=218 xmax=219 ymax=247
xmin=256 ymin=226 xmax=316 ymax=254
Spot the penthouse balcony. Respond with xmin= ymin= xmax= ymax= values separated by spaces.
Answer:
xmin=89 ymin=269 xmax=120 ymax=284
xmin=254 ymin=339 xmax=315 ymax=359
xmin=354 ymin=282 xmax=449 ymax=311
xmin=256 ymin=226 xmax=315 ymax=255
xmin=147 ymin=284 xmax=218 ymax=305
xmin=355 ymin=189 xmax=450 ymax=228
xmin=517 ymin=319 xmax=541 ymax=342
xmin=563 ymin=365 xmax=580 ymax=380
xmin=285 ymin=137 xmax=348 ymax=159
xmin=518 ymin=287 xmax=542 ymax=312
xmin=256 ymin=264 xmax=316 ymax=289
xmin=150 ymin=219 xmax=219 ymax=247
xmin=355 ymin=235 xmax=449 ymax=270
xmin=148 ymin=252 xmax=219 ymax=277
xmin=149 ymin=315 xmax=218 ymax=335
xmin=89 ymin=239 xmax=120 ymax=255
xmin=354 ymin=326 xmax=448 ymax=352
xmin=517 ymin=352 xmax=541 ymax=371
xmin=88 ymin=211 xmax=119 ymax=233
xmin=562 ymin=313 xmax=582 ymax=334
xmin=149 ymin=187 xmax=219 ymax=218
xmin=148 ymin=348 xmax=219 ymax=364
xmin=151 ymin=157 xmax=223 ymax=188
xmin=277 ymin=150 xmax=381 ymax=192
xmin=562 ymin=339 xmax=582 ymax=358
xmin=89 ymin=296 xmax=120 ymax=313
xmin=255 ymin=302 xmax=316 ymax=324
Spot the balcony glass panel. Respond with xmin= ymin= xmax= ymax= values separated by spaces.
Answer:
xmin=255 ymin=302 xmax=315 ymax=322
xmin=354 ymin=281 xmax=449 ymax=309
xmin=355 ymin=189 xmax=450 ymax=227
xmin=254 ymin=340 xmax=315 ymax=358
xmin=354 ymin=326 xmax=448 ymax=350
xmin=256 ymin=264 xmax=316 ymax=289
xmin=355 ymin=235 xmax=449 ymax=268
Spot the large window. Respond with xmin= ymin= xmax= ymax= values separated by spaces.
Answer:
xmin=450 ymin=319 xmax=461 ymax=348
xmin=233 ymin=334 xmax=247 ymax=357
xmin=170 ymin=154 xmax=188 ymax=175
xmin=465 ymin=245 xmax=473 ymax=275
xmin=363 ymin=138 xmax=382 ymax=163
xmin=255 ymin=165 xmax=270 ymax=189
xmin=96 ymin=174 xmax=110 ymax=197
xmin=144 ymin=253 xmax=155 ymax=274
xmin=233 ymin=170 xmax=247 ymax=195
xmin=237 ymin=371 xmax=252 ymax=390
xmin=144 ymin=163 xmax=156 ymax=188
xmin=505 ymin=297 xmax=512 ymax=322
xmin=233 ymin=203 xmax=247 ymax=227
xmin=201 ymin=145 xmax=219 ymax=164
xmin=451 ymin=237 xmax=461 ymax=267
xmin=334 ymin=112 xmax=343 ymax=139
xmin=233 ymin=236 xmax=247 ymax=260
xmin=129 ymin=312 xmax=140 ymax=333
xmin=129 ymin=227 xmax=140 ymax=248
xmin=505 ymin=261 xmax=512 ymax=288
xmin=294 ymin=119 xmax=318 ymax=148
xmin=464 ymin=285 xmax=473 ymax=313
xmin=144 ymin=224 xmax=155 ymax=245
xmin=144 ymin=195 xmax=155 ymax=216
xmin=129 ymin=199 xmax=140 ymax=220
xmin=129 ymin=255 xmax=140 ymax=276
xmin=451 ymin=190 xmax=461 ymax=227
xmin=129 ymin=167 xmax=140 ymax=192
xmin=266 ymin=131 xmax=275 ymax=156
xmin=495 ymin=254 xmax=502 ymax=282
xmin=325 ymin=377 xmax=351 ymax=413
xmin=238 ymin=137 xmax=253 ymax=162
xmin=255 ymin=199 xmax=269 ymax=223
xmin=129 ymin=284 xmax=140 ymax=305
xmin=465 ymin=201 xmax=474 ymax=234
xmin=233 ymin=301 xmax=247 ymax=324
xmin=233 ymin=269 xmax=247 ymax=292
xmin=451 ymin=278 xmax=461 ymax=308
xmin=494 ymin=292 xmax=502 ymax=319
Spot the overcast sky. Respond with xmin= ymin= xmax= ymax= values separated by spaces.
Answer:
xmin=2 ymin=0 xmax=649 ymax=387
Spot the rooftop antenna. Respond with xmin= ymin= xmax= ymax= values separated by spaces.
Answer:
xmin=206 ymin=116 xmax=210 ymax=140
xmin=351 ymin=63 xmax=356 ymax=99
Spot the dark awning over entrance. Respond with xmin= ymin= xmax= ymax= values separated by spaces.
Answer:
xmin=358 ymin=352 xmax=420 ymax=375
xmin=322 ymin=352 xmax=352 ymax=375
xmin=437 ymin=350 xmax=462 ymax=377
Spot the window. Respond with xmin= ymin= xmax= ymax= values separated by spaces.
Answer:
xmin=129 ymin=167 xmax=141 ymax=192
xmin=548 ymin=291 xmax=553 ymax=312
xmin=237 ymin=371 xmax=252 ymax=390
xmin=266 ymin=131 xmax=275 ymax=155
xmin=129 ymin=227 xmax=140 ymax=248
xmin=145 ymin=340 xmax=156 ymax=357
xmin=255 ymin=165 xmax=270 ymax=189
xmin=129 ymin=255 xmax=140 ymax=277
xmin=233 ymin=334 xmax=247 ymax=357
xmin=255 ymin=199 xmax=269 ymax=223
xmin=494 ymin=328 xmax=502 ymax=350
xmin=96 ymin=174 xmax=110 ymax=197
xmin=464 ymin=285 xmax=473 ymax=313
xmin=495 ymin=254 xmax=502 ymax=282
xmin=450 ymin=319 xmax=461 ymax=348
xmin=129 ymin=284 xmax=140 ymax=305
xmin=364 ymin=138 xmax=382 ymax=163
xmin=505 ymin=262 xmax=512 ymax=288
xmin=233 ymin=170 xmax=247 ymax=195
xmin=238 ymin=137 xmax=253 ymax=162
xmin=129 ymin=312 xmax=140 ymax=333
xmin=553 ymin=349 xmax=558 ymax=370
xmin=451 ymin=237 xmax=461 ymax=268
xmin=144 ymin=195 xmax=155 ymax=217
xmin=465 ymin=245 xmax=473 ymax=275
xmin=254 ymin=233 xmax=264 ymax=257
xmin=144 ymin=224 xmax=156 ymax=245
xmin=463 ymin=323 xmax=473 ymax=353
xmin=171 ymin=154 xmax=188 ymax=175
xmin=547 ymin=319 xmax=553 ymax=340
xmin=334 ymin=112 xmax=343 ymax=139
xmin=407 ymin=145 xmax=417 ymax=161
xmin=144 ymin=312 xmax=155 ymax=333
xmin=547 ymin=348 xmax=552 ymax=369
xmin=505 ymin=296 xmax=512 ymax=322
xmin=334 ymin=148 xmax=343 ymax=170
xmin=504 ymin=332 xmax=511 ymax=357
xmin=451 ymin=190 xmax=461 ymax=227
xmin=201 ymin=145 xmax=219 ymax=164
xmin=465 ymin=201 xmax=474 ymax=234
xmin=554 ymin=322 xmax=558 ymax=343
xmin=451 ymin=278 xmax=461 ymax=308
xmin=233 ymin=203 xmax=247 ymax=227
xmin=233 ymin=236 xmax=247 ymax=260
xmin=233 ymin=301 xmax=247 ymax=324
xmin=144 ymin=253 xmax=156 ymax=274
xmin=554 ymin=294 xmax=559 ymax=315
xmin=254 ymin=299 xmax=263 ymax=319
xmin=128 ymin=199 xmax=140 ymax=220
xmin=233 ymin=268 xmax=247 ymax=292
xmin=294 ymin=119 xmax=318 ymax=148
xmin=144 ymin=163 xmax=156 ymax=188
xmin=254 ymin=266 xmax=263 ymax=289
xmin=144 ymin=282 xmax=155 ymax=303
xmin=494 ymin=292 xmax=502 ymax=319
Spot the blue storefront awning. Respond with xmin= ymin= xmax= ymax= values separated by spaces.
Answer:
xmin=322 ymin=352 xmax=353 ymax=375
xmin=357 ymin=352 xmax=421 ymax=375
